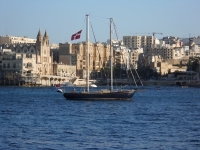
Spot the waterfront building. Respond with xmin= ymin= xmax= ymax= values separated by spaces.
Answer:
xmin=52 ymin=63 xmax=76 ymax=78
xmin=0 ymin=30 xmax=75 ymax=86
xmin=58 ymin=41 xmax=110 ymax=79
xmin=147 ymin=39 xmax=189 ymax=75
xmin=0 ymin=30 xmax=52 ymax=85
xmin=148 ymin=55 xmax=188 ymax=75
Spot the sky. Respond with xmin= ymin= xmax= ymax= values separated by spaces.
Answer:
xmin=0 ymin=0 xmax=200 ymax=44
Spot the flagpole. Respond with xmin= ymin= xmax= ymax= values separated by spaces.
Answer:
xmin=86 ymin=14 xmax=89 ymax=92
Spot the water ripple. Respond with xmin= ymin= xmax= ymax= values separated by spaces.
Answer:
xmin=0 ymin=86 xmax=200 ymax=149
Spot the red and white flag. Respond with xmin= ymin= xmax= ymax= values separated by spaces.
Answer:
xmin=71 ymin=30 xmax=82 ymax=41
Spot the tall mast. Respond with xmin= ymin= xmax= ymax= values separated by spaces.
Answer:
xmin=86 ymin=14 xmax=89 ymax=92
xmin=110 ymin=18 xmax=113 ymax=92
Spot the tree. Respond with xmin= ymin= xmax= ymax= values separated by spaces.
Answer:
xmin=191 ymin=59 xmax=199 ymax=72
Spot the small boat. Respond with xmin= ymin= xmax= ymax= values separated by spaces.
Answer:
xmin=55 ymin=83 xmax=63 ymax=93
xmin=57 ymin=88 xmax=63 ymax=93
xmin=182 ymin=86 xmax=188 ymax=88
xmin=90 ymin=84 xmax=97 ymax=87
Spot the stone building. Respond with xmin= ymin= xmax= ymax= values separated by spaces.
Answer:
xmin=58 ymin=41 xmax=110 ymax=79
xmin=0 ymin=30 xmax=53 ymax=85
xmin=52 ymin=63 xmax=76 ymax=78
xmin=1 ymin=30 xmax=52 ymax=75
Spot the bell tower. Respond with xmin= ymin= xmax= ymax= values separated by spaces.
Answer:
xmin=36 ymin=29 xmax=43 ymax=63
xmin=36 ymin=29 xmax=43 ymax=46
xmin=43 ymin=30 xmax=49 ymax=46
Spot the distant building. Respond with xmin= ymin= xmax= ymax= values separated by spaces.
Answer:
xmin=123 ymin=35 xmax=154 ymax=57
xmin=162 ymin=36 xmax=182 ymax=47
xmin=129 ymin=48 xmax=143 ymax=69
xmin=52 ymin=63 xmax=76 ymax=78
xmin=0 ymin=30 xmax=52 ymax=85
xmin=58 ymin=41 xmax=110 ymax=78
xmin=50 ymin=43 xmax=59 ymax=63
xmin=0 ymin=35 xmax=36 ymax=44
xmin=113 ymin=40 xmax=130 ymax=70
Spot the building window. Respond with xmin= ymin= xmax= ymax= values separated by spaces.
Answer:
xmin=13 ymin=63 xmax=16 ymax=68
xmin=27 ymin=62 xmax=32 ymax=68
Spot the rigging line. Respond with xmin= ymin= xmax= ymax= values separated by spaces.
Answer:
xmin=90 ymin=16 xmax=109 ymax=25
xmin=129 ymin=64 xmax=137 ymax=87
xmin=90 ymin=21 xmax=97 ymax=42
xmin=121 ymin=50 xmax=137 ymax=87
xmin=131 ymin=63 xmax=144 ymax=87
xmin=90 ymin=14 xmax=110 ymax=19
xmin=112 ymin=20 xmax=119 ymax=40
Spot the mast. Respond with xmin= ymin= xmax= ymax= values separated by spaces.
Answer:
xmin=86 ymin=14 xmax=89 ymax=92
xmin=110 ymin=18 xmax=113 ymax=92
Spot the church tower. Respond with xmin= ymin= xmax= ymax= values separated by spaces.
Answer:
xmin=36 ymin=29 xmax=43 ymax=63
xmin=43 ymin=30 xmax=49 ymax=46
xmin=35 ymin=29 xmax=52 ymax=75
xmin=36 ymin=29 xmax=43 ymax=46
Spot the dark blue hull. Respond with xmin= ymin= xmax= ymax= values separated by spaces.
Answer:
xmin=63 ymin=90 xmax=136 ymax=100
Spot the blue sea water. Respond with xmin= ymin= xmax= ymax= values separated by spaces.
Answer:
xmin=0 ymin=86 xmax=200 ymax=150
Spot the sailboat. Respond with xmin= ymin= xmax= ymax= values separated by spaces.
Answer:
xmin=63 ymin=14 xmax=136 ymax=100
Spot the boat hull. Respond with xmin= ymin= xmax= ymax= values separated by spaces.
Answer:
xmin=63 ymin=90 xmax=136 ymax=100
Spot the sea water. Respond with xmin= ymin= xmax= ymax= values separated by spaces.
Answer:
xmin=0 ymin=86 xmax=200 ymax=149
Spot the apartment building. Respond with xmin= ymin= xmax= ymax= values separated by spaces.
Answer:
xmin=130 ymin=48 xmax=143 ymax=69
xmin=113 ymin=43 xmax=129 ymax=70
xmin=162 ymin=36 xmax=182 ymax=47
xmin=123 ymin=36 xmax=154 ymax=57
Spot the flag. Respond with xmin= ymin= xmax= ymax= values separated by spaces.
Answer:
xmin=71 ymin=30 xmax=82 ymax=40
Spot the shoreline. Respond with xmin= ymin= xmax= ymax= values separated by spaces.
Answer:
xmin=1 ymin=80 xmax=200 ymax=88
